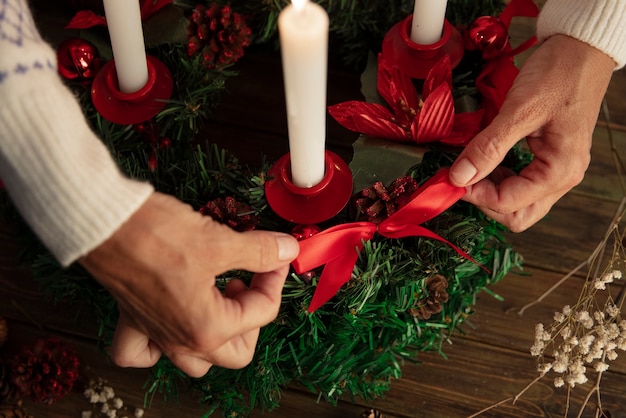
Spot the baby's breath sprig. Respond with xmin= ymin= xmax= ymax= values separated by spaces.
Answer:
xmin=82 ymin=377 xmax=145 ymax=418
xmin=470 ymin=196 xmax=626 ymax=418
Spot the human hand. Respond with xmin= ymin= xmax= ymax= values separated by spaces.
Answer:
xmin=449 ymin=35 xmax=615 ymax=231
xmin=79 ymin=192 xmax=299 ymax=377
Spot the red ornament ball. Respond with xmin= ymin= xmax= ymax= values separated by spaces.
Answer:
xmin=56 ymin=38 xmax=101 ymax=81
xmin=291 ymin=224 xmax=321 ymax=241
xmin=464 ymin=16 xmax=509 ymax=60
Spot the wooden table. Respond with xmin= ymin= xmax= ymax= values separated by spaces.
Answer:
xmin=2 ymin=3 xmax=626 ymax=417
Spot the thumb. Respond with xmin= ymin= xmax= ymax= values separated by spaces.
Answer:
xmin=449 ymin=109 xmax=538 ymax=187
xmin=225 ymin=230 xmax=300 ymax=273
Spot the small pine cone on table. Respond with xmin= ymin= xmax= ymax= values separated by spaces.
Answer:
xmin=0 ymin=400 xmax=33 ymax=418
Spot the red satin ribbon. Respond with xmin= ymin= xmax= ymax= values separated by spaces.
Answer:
xmin=292 ymin=168 xmax=482 ymax=312
xmin=477 ymin=0 xmax=540 ymax=125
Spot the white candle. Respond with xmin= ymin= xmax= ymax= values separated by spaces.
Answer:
xmin=102 ymin=0 xmax=149 ymax=93
xmin=410 ymin=0 xmax=448 ymax=45
xmin=278 ymin=0 xmax=329 ymax=188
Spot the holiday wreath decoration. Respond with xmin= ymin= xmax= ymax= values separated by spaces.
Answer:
xmin=0 ymin=0 xmax=541 ymax=416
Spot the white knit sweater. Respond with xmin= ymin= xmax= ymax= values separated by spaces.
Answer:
xmin=538 ymin=0 xmax=626 ymax=69
xmin=0 ymin=0 xmax=153 ymax=266
xmin=0 ymin=0 xmax=624 ymax=267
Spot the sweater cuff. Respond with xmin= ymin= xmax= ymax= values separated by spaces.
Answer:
xmin=0 ymin=71 xmax=154 ymax=266
xmin=537 ymin=0 xmax=626 ymax=69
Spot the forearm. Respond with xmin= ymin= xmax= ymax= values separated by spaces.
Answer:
xmin=538 ymin=0 xmax=626 ymax=69
xmin=0 ymin=0 xmax=153 ymax=266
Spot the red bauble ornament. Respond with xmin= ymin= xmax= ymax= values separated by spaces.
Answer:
xmin=56 ymin=38 xmax=101 ymax=81
xmin=291 ymin=224 xmax=321 ymax=241
xmin=464 ymin=16 xmax=509 ymax=60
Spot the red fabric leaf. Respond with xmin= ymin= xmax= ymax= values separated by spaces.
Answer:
xmin=377 ymin=54 xmax=420 ymax=128
xmin=422 ymin=54 xmax=452 ymax=100
xmin=328 ymin=101 xmax=409 ymax=141
xmin=441 ymin=109 xmax=485 ymax=146
xmin=141 ymin=0 xmax=173 ymax=20
xmin=413 ymin=83 xmax=454 ymax=143
xmin=65 ymin=10 xmax=106 ymax=29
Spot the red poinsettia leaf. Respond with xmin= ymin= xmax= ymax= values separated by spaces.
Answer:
xmin=65 ymin=10 xmax=106 ymax=29
xmin=413 ymin=83 xmax=454 ymax=143
xmin=329 ymin=101 xmax=409 ymax=141
xmin=499 ymin=0 xmax=539 ymax=28
xmin=376 ymin=54 xmax=420 ymax=128
xmin=422 ymin=55 xmax=452 ymax=100
xmin=441 ymin=109 xmax=485 ymax=146
xmin=141 ymin=0 xmax=173 ymax=21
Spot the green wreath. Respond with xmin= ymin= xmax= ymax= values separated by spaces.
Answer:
xmin=1 ymin=1 xmax=532 ymax=416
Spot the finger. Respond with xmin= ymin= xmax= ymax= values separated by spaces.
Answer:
xmin=208 ymin=227 xmax=300 ymax=274
xmin=468 ymin=192 xmax=561 ymax=232
xmin=216 ymin=266 xmax=289 ymax=341
xmin=449 ymin=99 xmax=544 ymax=188
xmin=167 ymin=352 xmax=213 ymax=378
xmin=462 ymin=150 xmax=581 ymax=217
xmin=204 ymin=328 xmax=260 ymax=369
xmin=110 ymin=313 xmax=162 ymax=368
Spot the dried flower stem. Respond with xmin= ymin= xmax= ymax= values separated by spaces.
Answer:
xmin=517 ymin=196 xmax=626 ymax=316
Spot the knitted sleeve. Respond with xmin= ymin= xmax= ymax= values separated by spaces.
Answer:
xmin=0 ymin=0 xmax=154 ymax=266
xmin=537 ymin=0 xmax=626 ymax=69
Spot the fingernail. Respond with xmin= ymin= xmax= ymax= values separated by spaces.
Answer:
xmin=276 ymin=234 xmax=299 ymax=261
xmin=451 ymin=158 xmax=477 ymax=186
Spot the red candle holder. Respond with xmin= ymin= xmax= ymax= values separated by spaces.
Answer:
xmin=265 ymin=151 xmax=353 ymax=225
xmin=382 ymin=16 xmax=464 ymax=79
xmin=91 ymin=55 xmax=173 ymax=125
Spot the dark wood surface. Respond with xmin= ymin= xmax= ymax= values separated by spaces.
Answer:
xmin=2 ymin=3 xmax=626 ymax=417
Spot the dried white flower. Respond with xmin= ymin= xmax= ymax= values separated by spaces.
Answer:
xmin=538 ymin=362 xmax=553 ymax=374
xmin=594 ymin=362 xmax=609 ymax=372
xmin=530 ymin=342 xmax=544 ymax=357
xmin=134 ymin=408 xmax=144 ymax=418
xmin=563 ymin=305 xmax=572 ymax=316
xmin=554 ymin=312 xmax=566 ymax=323
xmin=103 ymin=386 xmax=115 ymax=400
xmin=554 ymin=377 xmax=565 ymax=388
xmin=112 ymin=397 xmax=124 ymax=409
xmin=613 ymin=270 xmax=622 ymax=279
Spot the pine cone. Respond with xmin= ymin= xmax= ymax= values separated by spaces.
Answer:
xmin=11 ymin=337 xmax=80 ymax=405
xmin=354 ymin=176 xmax=419 ymax=224
xmin=409 ymin=275 xmax=450 ymax=320
xmin=360 ymin=408 xmax=383 ymax=418
xmin=0 ymin=362 xmax=17 ymax=406
xmin=0 ymin=400 xmax=33 ymax=418
xmin=0 ymin=317 xmax=7 ymax=348
xmin=199 ymin=196 xmax=259 ymax=232
xmin=187 ymin=3 xmax=251 ymax=70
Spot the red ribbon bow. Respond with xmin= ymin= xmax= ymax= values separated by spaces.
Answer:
xmin=292 ymin=168 xmax=482 ymax=312
xmin=476 ymin=0 xmax=540 ymax=125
